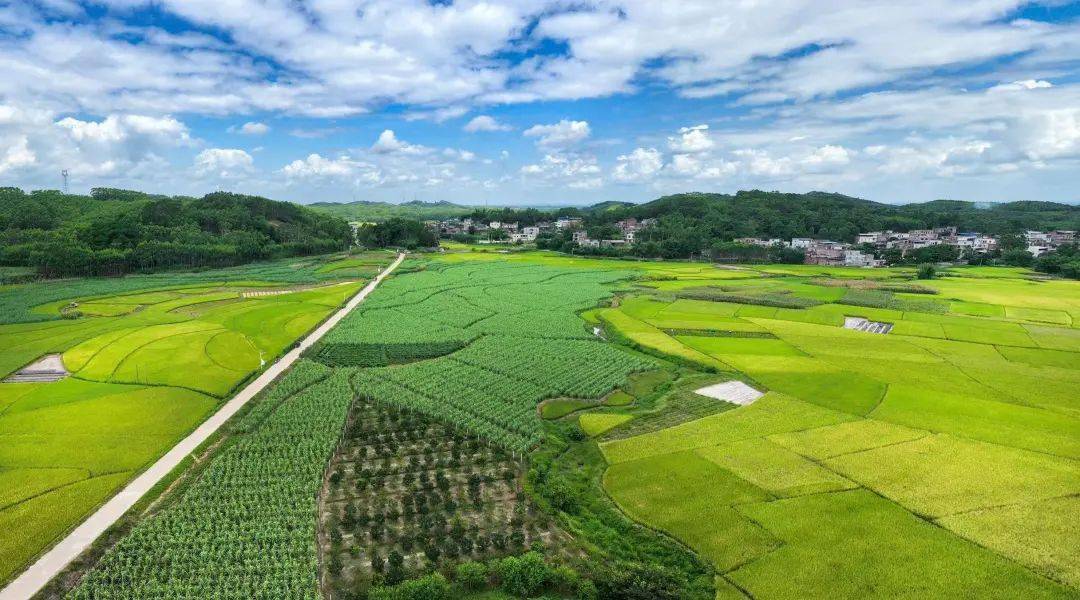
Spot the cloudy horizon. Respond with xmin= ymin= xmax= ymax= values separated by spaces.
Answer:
xmin=1 ymin=1 xmax=1079 ymax=206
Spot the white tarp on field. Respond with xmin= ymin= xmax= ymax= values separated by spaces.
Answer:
xmin=694 ymin=380 xmax=764 ymax=406
xmin=3 ymin=353 xmax=69 ymax=383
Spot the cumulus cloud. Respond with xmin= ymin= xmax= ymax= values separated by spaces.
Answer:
xmin=229 ymin=121 xmax=270 ymax=135
xmin=281 ymin=153 xmax=366 ymax=179
xmin=1014 ymin=109 xmax=1080 ymax=161
xmin=0 ymin=136 xmax=37 ymax=174
xmin=463 ymin=115 xmax=512 ymax=132
xmin=668 ymin=125 xmax=714 ymax=153
xmin=0 ymin=107 xmax=195 ymax=188
xmin=520 ymin=153 xmax=602 ymax=189
xmin=612 ymin=148 xmax=662 ymax=183
xmin=371 ymin=129 xmax=427 ymax=155
xmin=55 ymin=114 xmax=191 ymax=146
xmin=523 ymin=120 xmax=590 ymax=149
xmin=194 ymin=148 xmax=254 ymax=178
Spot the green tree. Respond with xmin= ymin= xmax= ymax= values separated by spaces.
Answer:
xmin=498 ymin=552 xmax=548 ymax=598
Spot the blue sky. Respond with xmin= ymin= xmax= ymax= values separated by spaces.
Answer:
xmin=1 ymin=1 xmax=1079 ymax=206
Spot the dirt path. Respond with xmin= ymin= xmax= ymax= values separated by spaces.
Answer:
xmin=0 ymin=253 xmax=404 ymax=600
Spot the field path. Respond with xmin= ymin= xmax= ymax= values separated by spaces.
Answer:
xmin=0 ymin=253 xmax=405 ymax=600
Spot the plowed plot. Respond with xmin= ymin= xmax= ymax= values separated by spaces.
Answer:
xmin=319 ymin=397 xmax=567 ymax=598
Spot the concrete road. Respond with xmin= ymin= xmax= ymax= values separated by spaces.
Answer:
xmin=0 ymin=253 xmax=405 ymax=600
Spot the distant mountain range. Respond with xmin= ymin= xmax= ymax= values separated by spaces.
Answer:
xmin=307 ymin=192 xmax=1079 ymax=238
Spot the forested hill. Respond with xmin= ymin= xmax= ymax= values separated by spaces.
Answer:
xmin=581 ymin=191 xmax=1080 ymax=241
xmin=0 ymin=187 xmax=352 ymax=277
xmin=308 ymin=199 xmax=475 ymax=222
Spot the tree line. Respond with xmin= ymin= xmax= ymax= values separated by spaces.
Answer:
xmin=0 ymin=188 xmax=352 ymax=278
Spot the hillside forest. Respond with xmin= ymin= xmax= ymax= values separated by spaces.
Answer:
xmin=0 ymin=188 xmax=352 ymax=277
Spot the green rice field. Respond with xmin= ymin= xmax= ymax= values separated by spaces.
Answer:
xmin=0 ymin=253 xmax=393 ymax=585
xmin=597 ymin=262 xmax=1080 ymax=597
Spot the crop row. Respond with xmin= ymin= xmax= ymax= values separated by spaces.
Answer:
xmin=70 ymin=365 xmax=357 ymax=599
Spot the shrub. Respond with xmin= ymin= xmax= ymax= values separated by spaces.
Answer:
xmin=594 ymin=562 xmax=684 ymax=600
xmin=454 ymin=561 xmax=489 ymax=591
xmin=369 ymin=574 xmax=453 ymax=600
xmin=498 ymin=552 xmax=549 ymax=598
xmin=548 ymin=565 xmax=581 ymax=594
xmin=916 ymin=263 xmax=936 ymax=279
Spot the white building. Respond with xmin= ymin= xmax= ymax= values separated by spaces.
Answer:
xmin=521 ymin=226 xmax=539 ymax=241
xmin=790 ymin=238 xmax=813 ymax=249
xmin=556 ymin=217 xmax=583 ymax=230
xmin=843 ymin=250 xmax=880 ymax=267
xmin=857 ymin=231 xmax=888 ymax=245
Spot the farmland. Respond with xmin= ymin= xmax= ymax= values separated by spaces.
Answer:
xmin=597 ymin=263 xmax=1080 ymax=596
xmin=0 ymin=252 xmax=394 ymax=586
xmin=9 ymin=251 xmax=1079 ymax=599
xmin=57 ymin=257 xmax=678 ymax=599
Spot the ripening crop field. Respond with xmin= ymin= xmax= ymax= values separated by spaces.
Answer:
xmin=599 ymin=264 xmax=1080 ymax=596
xmin=0 ymin=253 xmax=391 ymax=586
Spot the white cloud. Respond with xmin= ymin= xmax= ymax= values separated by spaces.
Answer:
xmin=194 ymin=148 xmax=254 ymax=178
xmin=1 ymin=0 xmax=1077 ymax=125
xmin=0 ymin=136 xmax=37 ymax=174
xmin=403 ymin=106 xmax=469 ymax=123
xmin=668 ymin=124 xmax=714 ymax=153
xmin=281 ymin=153 xmax=365 ymax=179
xmin=1014 ymin=108 xmax=1080 ymax=161
xmin=55 ymin=114 xmax=191 ymax=145
xmin=989 ymin=79 xmax=1054 ymax=93
xmin=371 ymin=129 xmax=427 ymax=155
xmin=463 ymin=115 xmax=512 ymax=132
xmin=520 ymin=153 xmax=602 ymax=189
xmin=442 ymin=148 xmax=476 ymax=162
xmin=523 ymin=120 xmax=590 ymax=149
xmin=799 ymin=145 xmax=853 ymax=171
xmin=2 ymin=2 xmax=1080 ymax=202
xmin=0 ymin=107 xmax=195 ymax=186
xmin=612 ymin=147 xmax=662 ymax=183
xmin=229 ymin=121 xmax=269 ymax=135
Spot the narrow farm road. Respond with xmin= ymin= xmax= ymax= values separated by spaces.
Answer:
xmin=0 ymin=253 xmax=405 ymax=600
